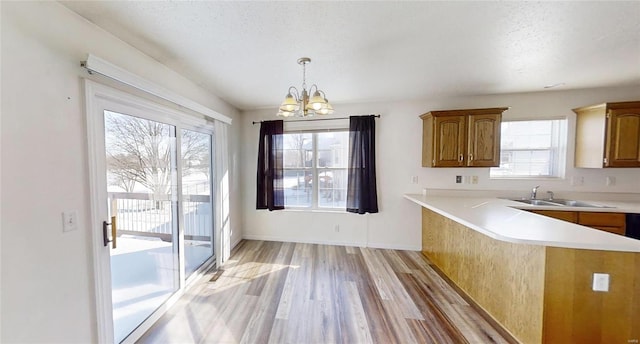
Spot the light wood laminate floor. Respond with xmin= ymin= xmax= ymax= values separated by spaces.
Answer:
xmin=138 ymin=240 xmax=513 ymax=344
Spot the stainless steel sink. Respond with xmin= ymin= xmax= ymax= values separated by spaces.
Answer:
xmin=509 ymin=198 xmax=615 ymax=208
xmin=546 ymin=199 xmax=614 ymax=208
xmin=511 ymin=199 xmax=562 ymax=206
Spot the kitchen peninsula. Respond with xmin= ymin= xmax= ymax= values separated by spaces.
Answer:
xmin=405 ymin=194 xmax=640 ymax=344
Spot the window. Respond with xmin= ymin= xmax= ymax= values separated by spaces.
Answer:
xmin=283 ymin=130 xmax=349 ymax=209
xmin=490 ymin=119 xmax=567 ymax=178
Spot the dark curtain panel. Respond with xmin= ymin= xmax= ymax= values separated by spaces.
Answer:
xmin=256 ymin=120 xmax=285 ymax=211
xmin=347 ymin=115 xmax=379 ymax=214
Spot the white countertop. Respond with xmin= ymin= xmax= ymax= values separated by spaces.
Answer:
xmin=404 ymin=194 xmax=640 ymax=253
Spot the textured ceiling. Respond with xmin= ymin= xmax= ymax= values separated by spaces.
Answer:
xmin=61 ymin=1 xmax=640 ymax=111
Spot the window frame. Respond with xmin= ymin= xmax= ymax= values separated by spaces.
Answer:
xmin=490 ymin=117 xmax=567 ymax=180
xmin=282 ymin=128 xmax=349 ymax=211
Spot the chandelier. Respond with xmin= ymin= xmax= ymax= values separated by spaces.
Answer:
xmin=277 ymin=57 xmax=334 ymax=117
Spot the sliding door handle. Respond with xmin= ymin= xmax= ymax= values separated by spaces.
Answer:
xmin=111 ymin=215 xmax=117 ymax=249
xmin=102 ymin=215 xmax=117 ymax=249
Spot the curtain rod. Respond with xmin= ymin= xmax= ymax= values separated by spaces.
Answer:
xmin=252 ymin=114 xmax=380 ymax=125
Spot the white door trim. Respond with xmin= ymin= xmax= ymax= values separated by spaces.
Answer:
xmin=84 ymin=79 xmax=217 ymax=343
xmin=85 ymin=79 xmax=115 ymax=344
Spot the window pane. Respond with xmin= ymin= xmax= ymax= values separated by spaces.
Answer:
xmin=104 ymin=111 xmax=179 ymax=343
xmin=283 ymin=130 xmax=348 ymax=209
xmin=318 ymin=169 xmax=348 ymax=208
xmin=316 ymin=131 xmax=349 ymax=168
xmin=181 ymin=129 xmax=213 ymax=277
xmin=284 ymin=133 xmax=313 ymax=168
xmin=283 ymin=169 xmax=312 ymax=207
xmin=493 ymin=150 xmax=554 ymax=177
xmin=491 ymin=119 xmax=565 ymax=178
xmin=501 ymin=121 xmax=552 ymax=149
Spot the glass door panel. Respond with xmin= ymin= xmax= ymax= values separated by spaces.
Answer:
xmin=181 ymin=129 xmax=214 ymax=276
xmin=104 ymin=110 xmax=179 ymax=343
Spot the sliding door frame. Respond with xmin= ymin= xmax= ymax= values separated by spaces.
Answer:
xmin=85 ymin=80 xmax=218 ymax=343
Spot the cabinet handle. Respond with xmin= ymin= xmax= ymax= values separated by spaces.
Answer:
xmin=458 ymin=154 xmax=464 ymax=162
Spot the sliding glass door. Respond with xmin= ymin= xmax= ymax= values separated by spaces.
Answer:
xmin=181 ymin=129 xmax=214 ymax=276
xmin=104 ymin=111 xmax=180 ymax=343
xmin=88 ymin=81 xmax=217 ymax=343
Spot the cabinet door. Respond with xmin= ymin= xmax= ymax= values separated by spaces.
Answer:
xmin=433 ymin=115 xmax=466 ymax=167
xmin=590 ymin=226 xmax=626 ymax=236
xmin=467 ymin=114 xmax=501 ymax=167
xmin=529 ymin=210 xmax=578 ymax=223
xmin=606 ymin=108 xmax=640 ymax=167
xmin=578 ymin=212 xmax=626 ymax=235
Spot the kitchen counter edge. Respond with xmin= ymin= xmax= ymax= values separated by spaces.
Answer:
xmin=404 ymin=194 xmax=640 ymax=253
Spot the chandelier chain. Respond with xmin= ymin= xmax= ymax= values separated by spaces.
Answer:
xmin=302 ymin=61 xmax=307 ymax=90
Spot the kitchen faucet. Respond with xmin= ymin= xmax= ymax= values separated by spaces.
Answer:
xmin=531 ymin=185 xmax=540 ymax=200
xmin=546 ymin=191 xmax=554 ymax=200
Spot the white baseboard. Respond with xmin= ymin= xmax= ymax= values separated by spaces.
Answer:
xmin=231 ymin=236 xmax=243 ymax=249
xmin=242 ymin=234 xmax=421 ymax=251
xmin=365 ymin=241 xmax=422 ymax=251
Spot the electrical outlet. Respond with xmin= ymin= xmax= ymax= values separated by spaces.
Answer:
xmin=455 ymin=175 xmax=462 ymax=183
xmin=334 ymin=225 xmax=340 ymax=233
xmin=464 ymin=176 xmax=471 ymax=184
xmin=62 ymin=210 xmax=78 ymax=232
xmin=410 ymin=176 xmax=419 ymax=184
xmin=592 ymin=273 xmax=610 ymax=292
xmin=471 ymin=176 xmax=478 ymax=184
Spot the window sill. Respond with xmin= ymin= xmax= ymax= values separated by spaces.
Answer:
xmin=282 ymin=207 xmax=347 ymax=214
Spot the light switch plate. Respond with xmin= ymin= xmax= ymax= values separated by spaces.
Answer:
xmin=62 ymin=210 xmax=78 ymax=232
xmin=592 ymin=273 xmax=610 ymax=292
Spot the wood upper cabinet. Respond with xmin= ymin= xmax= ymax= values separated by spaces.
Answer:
xmin=431 ymin=115 xmax=466 ymax=167
xmin=573 ymin=101 xmax=640 ymax=168
xmin=420 ymin=107 xmax=507 ymax=167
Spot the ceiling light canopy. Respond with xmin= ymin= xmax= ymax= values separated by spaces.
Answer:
xmin=277 ymin=57 xmax=334 ymax=117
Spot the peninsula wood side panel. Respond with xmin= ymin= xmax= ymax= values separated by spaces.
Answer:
xmin=543 ymin=248 xmax=640 ymax=344
xmin=422 ymin=207 xmax=640 ymax=344
xmin=422 ymin=208 xmax=546 ymax=344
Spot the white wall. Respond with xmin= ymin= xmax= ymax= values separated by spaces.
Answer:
xmin=0 ymin=2 xmax=242 ymax=342
xmin=241 ymin=86 xmax=640 ymax=251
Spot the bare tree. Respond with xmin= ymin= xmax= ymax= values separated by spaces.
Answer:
xmin=107 ymin=154 xmax=138 ymax=192
xmin=181 ymin=129 xmax=210 ymax=179
xmin=105 ymin=113 xmax=210 ymax=206
xmin=287 ymin=133 xmax=309 ymax=167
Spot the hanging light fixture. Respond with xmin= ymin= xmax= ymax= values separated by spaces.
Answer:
xmin=277 ymin=57 xmax=334 ymax=117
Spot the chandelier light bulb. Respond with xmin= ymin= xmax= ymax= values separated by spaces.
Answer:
xmin=309 ymin=90 xmax=326 ymax=111
xmin=280 ymin=93 xmax=299 ymax=112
